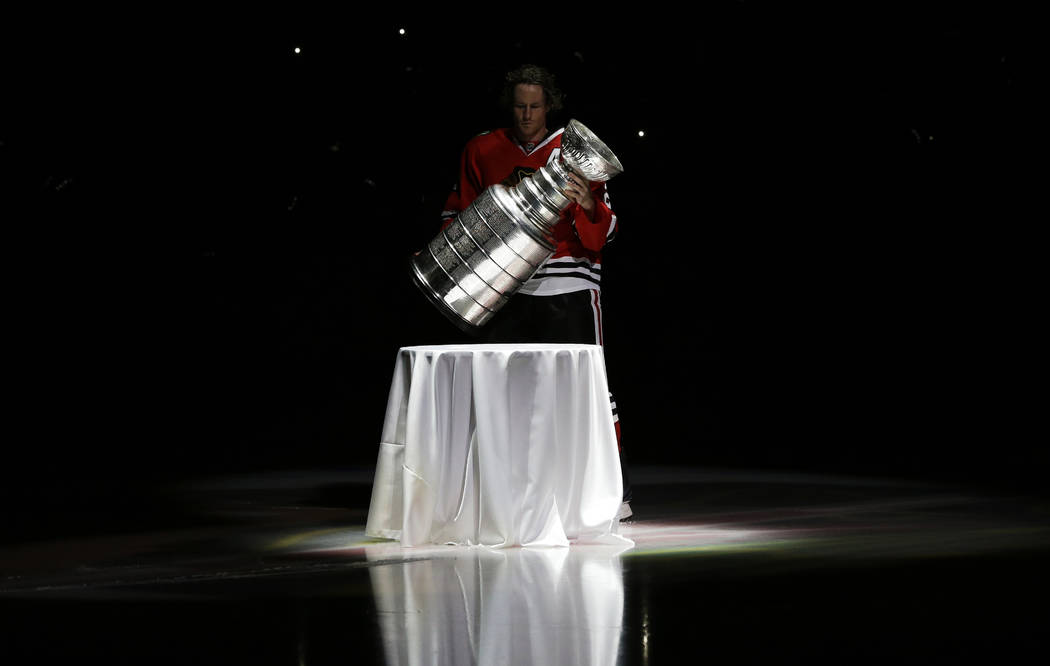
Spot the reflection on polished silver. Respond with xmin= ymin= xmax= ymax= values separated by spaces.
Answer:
xmin=411 ymin=119 xmax=624 ymax=329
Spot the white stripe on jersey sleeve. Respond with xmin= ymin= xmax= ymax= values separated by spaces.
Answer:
xmin=535 ymin=265 xmax=602 ymax=280
xmin=537 ymin=257 xmax=602 ymax=279
xmin=518 ymin=276 xmax=603 ymax=296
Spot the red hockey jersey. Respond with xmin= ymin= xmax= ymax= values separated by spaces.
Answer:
xmin=440 ymin=127 xmax=617 ymax=296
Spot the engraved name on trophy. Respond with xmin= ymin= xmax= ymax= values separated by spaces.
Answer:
xmin=411 ymin=119 xmax=624 ymax=330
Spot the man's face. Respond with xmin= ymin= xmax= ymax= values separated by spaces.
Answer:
xmin=511 ymin=83 xmax=550 ymax=142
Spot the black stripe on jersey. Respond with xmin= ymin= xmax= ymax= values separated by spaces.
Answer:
xmin=542 ymin=260 xmax=602 ymax=274
xmin=530 ymin=270 xmax=603 ymax=287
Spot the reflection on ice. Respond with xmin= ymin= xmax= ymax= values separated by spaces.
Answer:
xmin=367 ymin=544 xmax=628 ymax=666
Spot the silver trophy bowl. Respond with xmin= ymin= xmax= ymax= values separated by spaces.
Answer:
xmin=411 ymin=119 xmax=624 ymax=330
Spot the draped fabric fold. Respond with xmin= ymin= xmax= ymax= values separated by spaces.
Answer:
xmin=366 ymin=344 xmax=630 ymax=548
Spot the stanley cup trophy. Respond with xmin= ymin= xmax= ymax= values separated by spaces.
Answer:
xmin=411 ymin=119 xmax=624 ymax=331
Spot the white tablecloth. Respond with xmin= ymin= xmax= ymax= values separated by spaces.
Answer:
xmin=365 ymin=344 xmax=630 ymax=547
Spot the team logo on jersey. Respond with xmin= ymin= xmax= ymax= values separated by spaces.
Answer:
xmin=502 ymin=166 xmax=537 ymax=188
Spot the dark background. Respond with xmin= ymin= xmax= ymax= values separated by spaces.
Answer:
xmin=2 ymin=4 xmax=1042 ymax=519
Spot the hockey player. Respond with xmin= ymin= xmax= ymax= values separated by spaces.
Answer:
xmin=439 ymin=64 xmax=632 ymax=519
